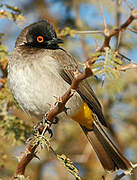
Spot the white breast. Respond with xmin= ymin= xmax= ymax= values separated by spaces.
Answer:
xmin=8 ymin=52 xmax=82 ymax=118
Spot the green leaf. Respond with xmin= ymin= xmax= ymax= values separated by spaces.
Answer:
xmin=57 ymin=154 xmax=81 ymax=180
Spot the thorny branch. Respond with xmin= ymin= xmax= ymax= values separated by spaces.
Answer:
xmin=73 ymin=30 xmax=103 ymax=35
xmin=73 ymin=9 xmax=137 ymax=53
xmin=128 ymin=27 xmax=137 ymax=34
xmin=46 ymin=67 xmax=93 ymax=124
xmin=12 ymin=122 xmax=57 ymax=179
xmin=11 ymin=124 xmax=44 ymax=179
xmin=12 ymin=139 xmax=39 ymax=179
xmin=98 ymin=9 xmax=137 ymax=52
xmin=115 ymin=63 xmax=137 ymax=71
xmin=12 ymin=5 xmax=137 ymax=180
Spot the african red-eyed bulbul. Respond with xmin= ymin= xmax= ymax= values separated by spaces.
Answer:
xmin=8 ymin=20 xmax=133 ymax=173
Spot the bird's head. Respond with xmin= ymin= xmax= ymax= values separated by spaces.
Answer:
xmin=16 ymin=20 xmax=63 ymax=49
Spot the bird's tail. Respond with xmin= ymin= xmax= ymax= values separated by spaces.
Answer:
xmin=80 ymin=117 xmax=133 ymax=173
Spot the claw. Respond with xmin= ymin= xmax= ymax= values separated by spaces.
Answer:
xmin=34 ymin=153 xmax=40 ymax=160
xmin=46 ymin=127 xmax=53 ymax=138
xmin=33 ymin=122 xmax=42 ymax=135
xmin=64 ymin=107 xmax=70 ymax=115
xmin=53 ymin=96 xmax=62 ymax=102
xmin=41 ymin=116 xmax=47 ymax=125
xmin=52 ymin=117 xmax=59 ymax=124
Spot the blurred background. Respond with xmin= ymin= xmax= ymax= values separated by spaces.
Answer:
xmin=0 ymin=0 xmax=137 ymax=179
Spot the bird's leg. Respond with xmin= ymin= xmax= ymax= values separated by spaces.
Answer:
xmin=40 ymin=113 xmax=53 ymax=138
xmin=52 ymin=116 xmax=59 ymax=124
xmin=40 ymin=115 xmax=60 ymax=136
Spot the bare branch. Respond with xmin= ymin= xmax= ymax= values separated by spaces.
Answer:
xmin=11 ymin=124 xmax=44 ymax=179
xmin=116 ymin=30 xmax=122 ymax=50
xmin=46 ymin=66 xmax=93 ymax=124
xmin=116 ymin=0 xmax=122 ymax=50
xmin=98 ymin=9 xmax=137 ymax=52
xmin=73 ymin=30 xmax=103 ymax=34
xmin=115 ymin=63 xmax=137 ymax=71
xmin=12 ymin=140 xmax=39 ymax=179
xmin=99 ymin=0 xmax=107 ymax=29
xmin=128 ymin=28 xmax=137 ymax=34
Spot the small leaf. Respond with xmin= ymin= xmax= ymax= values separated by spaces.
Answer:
xmin=57 ymin=154 xmax=81 ymax=180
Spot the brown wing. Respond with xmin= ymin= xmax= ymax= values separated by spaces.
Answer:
xmin=50 ymin=48 xmax=107 ymax=127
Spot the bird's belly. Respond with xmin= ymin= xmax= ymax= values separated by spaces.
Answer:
xmin=8 ymin=61 xmax=83 ymax=119
xmin=8 ymin=58 xmax=94 ymax=129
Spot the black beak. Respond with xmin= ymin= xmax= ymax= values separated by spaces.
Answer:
xmin=47 ymin=38 xmax=64 ymax=46
xmin=57 ymin=38 xmax=64 ymax=44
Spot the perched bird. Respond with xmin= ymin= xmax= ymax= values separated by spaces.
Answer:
xmin=8 ymin=20 xmax=133 ymax=173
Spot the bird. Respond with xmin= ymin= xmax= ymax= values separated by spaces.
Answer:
xmin=8 ymin=20 xmax=133 ymax=173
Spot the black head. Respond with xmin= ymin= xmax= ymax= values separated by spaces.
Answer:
xmin=16 ymin=20 xmax=63 ymax=49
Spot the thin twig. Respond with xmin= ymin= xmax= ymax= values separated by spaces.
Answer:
xmin=98 ymin=9 xmax=137 ymax=52
xmin=115 ymin=63 xmax=137 ymax=71
xmin=73 ymin=30 xmax=103 ymax=34
xmin=99 ymin=0 xmax=107 ymax=29
xmin=128 ymin=28 xmax=137 ymax=34
xmin=116 ymin=0 xmax=122 ymax=50
xmin=116 ymin=30 xmax=122 ymax=50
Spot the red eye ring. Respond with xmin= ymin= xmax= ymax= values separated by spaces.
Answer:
xmin=37 ymin=35 xmax=44 ymax=43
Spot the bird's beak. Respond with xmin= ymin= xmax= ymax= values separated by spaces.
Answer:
xmin=47 ymin=38 xmax=64 ymax=46
xmin=57 ymin=38 xmax=64 ymax=44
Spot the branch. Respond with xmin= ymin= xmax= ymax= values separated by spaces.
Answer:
xmin=128 ymin=28 xmax=137 ymax=34
xmin=73 ymin=30 xmax=103 ymax=34
xmin=12 ymin=141 xmax=38 ymax=179
xmin=98 ymin=9 xmax=137 ymax=51
xmin=12 ymin=122 xmax=58 ymax=179
xmin=46 ymin=65 xmax=93 ymax=124
xmin=69 ymin=8 xmax=137 ymax=55
xmin=45 ymin=62 xmax=137 ymax=126
xmin=115 ymin=63 xmax=137 ymax=71
xmin=11 ymin=124 xmax=44 ymax=179
xmin=99 ymin=0 xmax=107 ymax=29
xmin=116 ymin=0 xmax=122 ymax=50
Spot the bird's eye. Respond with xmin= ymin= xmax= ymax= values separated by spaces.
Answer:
xmin=37 ymin=35 xmax=44 ymax=43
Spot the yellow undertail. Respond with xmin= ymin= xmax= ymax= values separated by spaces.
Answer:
xmin=71 ymin=102 xmax=94 ymax=129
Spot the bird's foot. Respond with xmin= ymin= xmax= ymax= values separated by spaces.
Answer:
xmin=45 ymin=124 xmax=53 ymax=138
xmin=40 ymin=115 xmax=53 ymax=138
xmin=32 ymin=117 xmax=54 ymax=138
xmin=52 ymin=117 xmax=59 ymax=124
